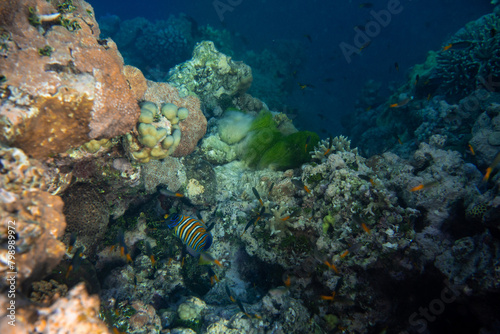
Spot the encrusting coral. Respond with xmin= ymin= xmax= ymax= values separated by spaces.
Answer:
xmin=0 ymin=146 xmax=66 ymax=289
xmin=0 ymin=0 xmax=140 ymax=159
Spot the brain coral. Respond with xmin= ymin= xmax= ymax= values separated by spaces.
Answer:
xmin=62 ymin=183 xmax=110 ymax=258
xmin=0 ymin=0 xmax=140 ymax=159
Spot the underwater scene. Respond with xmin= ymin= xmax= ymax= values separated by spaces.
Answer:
xmin=1 ymin=0 xmax=500 ymax=333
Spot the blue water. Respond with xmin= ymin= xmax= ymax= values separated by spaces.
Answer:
xmin=91 ymin=0 xmax=492 ymax=135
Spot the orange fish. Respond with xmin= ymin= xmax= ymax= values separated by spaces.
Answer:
xmin=320 ymin=291 xmax=336 ymax=301
xmin=324 ymin=260 xmax=340 ymax=274
xmin=67 ymin=232 xmax=77 ymax=253
xmin=361 ymin=223 xmax=371 ymax=234
xmin=284 ymin=275 xmax=291 ymax=288
xmin=442 ymin=43 xmax=453 ymax=51
xmin=340 ymin=250 xmax=349 ymax=258
xmin=160 ymin=188 xmax=184 ymax=197
xmin=305 ymin=135 xmax=311 ymax=152
xmin=482 ymin=152 xmax=500 ymax=182
xmin=200 ymin=252 xmax=223 ymax=267
xmin=292 ymin=179 xmax=311 ymax=194
xmin=390 ymin=96 xmax=413 ymax=108
xmin=281 ymin=215 xmax=291 ymax=221
xmin=468 ymin=144 xmax=475 ymax=156
xmin=65 ymin=247 xmax=84 ymax=279
xmin=410 ymin=181 xmax=439 ymax=192
xmin=145 ymin=241 xmax=156 ymax=267
xmin=323 ymin=136 xmax=333 ymax=156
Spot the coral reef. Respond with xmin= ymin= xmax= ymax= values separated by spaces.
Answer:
xmin=3 ymin=5 xmax=500 ymax=334
xmin=0 ymin=146 xmax=66 ymax=289
xmin=0 ymin=0 xmax=140 ymax=159
xmin=168 ymin=41 xmax=253 ymax=109
xmin=0 ymin=283 xmax=110 ymax=334
xmin=433 ymin=12 xmax=500 ymax=100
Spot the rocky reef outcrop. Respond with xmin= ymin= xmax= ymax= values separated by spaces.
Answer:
xmin=0 ymin=0 xmax=140 ymax=159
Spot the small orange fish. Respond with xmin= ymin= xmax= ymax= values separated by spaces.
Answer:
xmin=65 ymin=247 xmax=84 ymax=279
xmin=320 ymin=291 xmax=336 ymax=301
xmin=361 ymin=223 xmax=371 ymax=234
xmin=442 ymin=43 xmax=453 ymax=51
xmin=340 ymin=250 xmax=349 ymax=258
xmin=411 ymin=184 xmax=424 ymax=192
xmin=292 ymin=179 xmax=311 ymax=194
xmin=305 ymin=135 xmax=311 ymax=152
xmin=160 ymin=188 xmax=184 ymax=197
xmin=410 ymin=181 xmax=439 ymax=192
xmin=482 ymin=152 xmax=500 ymax=182
xmin=68 ymin=232 xmax=77 ymax=253
xmin=168 ymin=257 xmax=173 ymax=265
xmin=281 ymin=215 xmax=291 ymax=221
xmin=324 ymin=260 xmax=340 ymax=274
xmin=323 ymin=136 xmax=333 ymax=156
xmin=390 ymin=97 xmax=413 ymax=108
xmin=442 ymin=41 xmax=473 ymax=52
xmin=468 ymin=144 xmax=475 ymax=156
xmin=284 ymin=275 xmax=291 ymax=288
xmin=150 ymin=255 xmax=156 ymax=267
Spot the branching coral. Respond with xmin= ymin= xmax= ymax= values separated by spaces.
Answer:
xmin=310 ymin=135 xmax=358 ymax=161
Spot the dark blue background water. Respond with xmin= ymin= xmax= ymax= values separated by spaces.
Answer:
xmin=90 ymin=0 xmax=493 ymax=136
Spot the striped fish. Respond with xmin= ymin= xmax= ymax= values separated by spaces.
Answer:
xmin=166 ymin=214 xmax=213 ymax=254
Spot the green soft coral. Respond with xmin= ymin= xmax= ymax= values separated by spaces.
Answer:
xmin=242 ymin=110 xmax=319 ymax=170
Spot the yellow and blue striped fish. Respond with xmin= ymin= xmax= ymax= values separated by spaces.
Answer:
xmin=166 ymin=214 xmax=213 ymax=254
